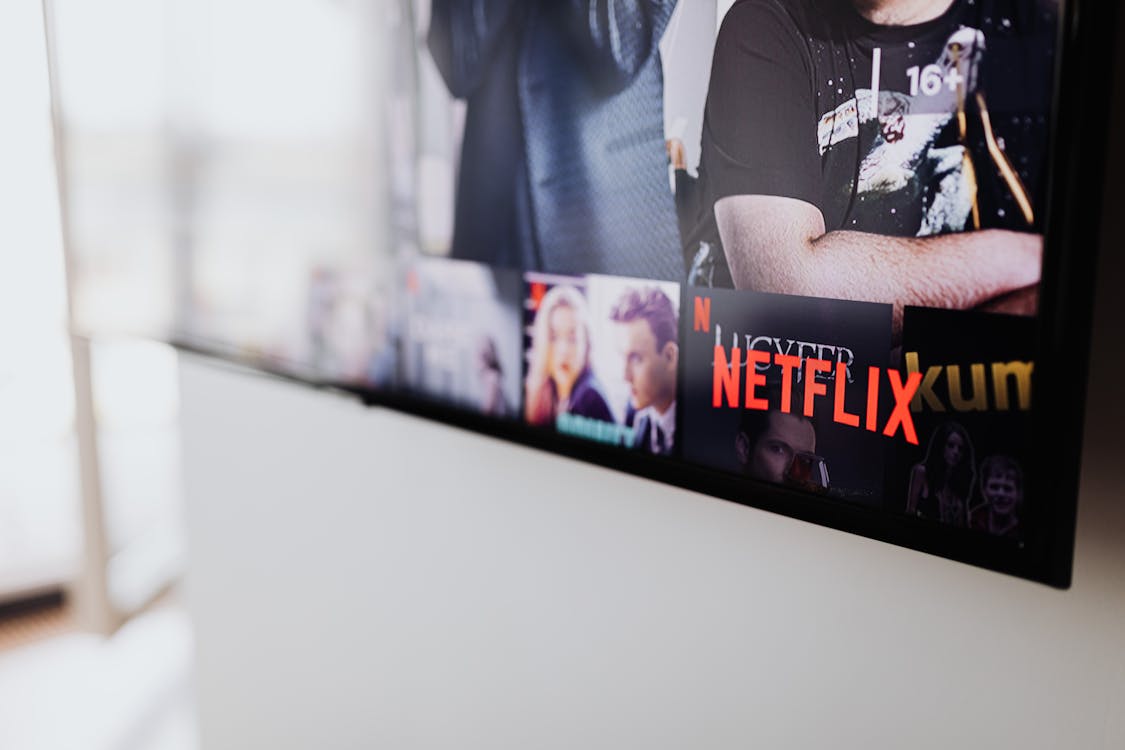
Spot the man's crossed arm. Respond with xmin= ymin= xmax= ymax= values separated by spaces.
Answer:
xmin=715 ymin=194 xmax=1042 ymax=333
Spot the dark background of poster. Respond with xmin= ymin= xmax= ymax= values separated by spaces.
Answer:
xmin=887 ymin=307 xmax=1036 ymax=528
xmin=680 ymin=288 xmax=893 ymax=504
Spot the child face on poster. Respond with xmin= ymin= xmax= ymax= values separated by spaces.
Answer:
xmin=982 ymin=462 xmax=1022 ymax=515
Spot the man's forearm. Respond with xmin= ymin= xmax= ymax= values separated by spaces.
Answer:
xmin=812 ymin=229 xmax=1039 ymax=310
xmin=728 ymin=227 xmax=1042 ymax=312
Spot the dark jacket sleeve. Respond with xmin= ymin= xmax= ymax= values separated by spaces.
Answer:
xmin=699 ymin=0 xmax=820 ymax=208
xmin=568 ymin=371 xmax=615 ymax=423
xmin=674 ymin=168 xmax=700 ymax=244
xmin=561 ymin=0 xmax=677 ymax=93
xmin=427 ymin=0 xmax=520 ymax=99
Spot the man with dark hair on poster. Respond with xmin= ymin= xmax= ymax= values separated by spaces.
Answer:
xmin=427 ymin=0 xmax=683 ymax=280
xmin=734 ymin=385 xmax=820 ymax=487
xmin=687 ymin=0 xmax=1055 ymax=329
xmin=611 ymin=287 xmax=679 ymax=456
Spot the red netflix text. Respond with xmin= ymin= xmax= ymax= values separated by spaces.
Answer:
xmin=711 ymin=346 xmax=923 ymax=445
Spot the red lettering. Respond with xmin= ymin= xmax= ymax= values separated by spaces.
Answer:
xmin=865 ymin=366 xmax=880 ymax=432
xmin=833 ymin=362 xmax=860 ymax=427
xmin=884 ymin=370 xmax=923 ymax=445
xmin=744 ymin=350 xmax=770 ymax=410
xmin=529 ymin=281 xmax=547 ymax=310
xmin=803 ymin=358 xmax=832 ymax=417
xmin=713 ymin=346 xmax=741 ymax=408
xmin=703 ymin=352 xmax=927 ymax=447
xmin=775 ymin=354 xmax=801 ymax=413
xmin=694 ymin=296 xmax=711 ymax=332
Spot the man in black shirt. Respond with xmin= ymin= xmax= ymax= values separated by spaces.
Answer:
xmin=688 ymin=0 xmax=1056 ymax=330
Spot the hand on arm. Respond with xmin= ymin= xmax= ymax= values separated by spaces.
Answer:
xmin=977 ymin=285 xmax=1039 ymax=316
xmin=666 ymin=138 xmax=687 ymax=171
xmin=715 ymin=194 xmax=1043 ymax=332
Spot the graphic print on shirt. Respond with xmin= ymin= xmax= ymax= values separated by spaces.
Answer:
xmin=817 ymin=27 xmax=986 ymax=237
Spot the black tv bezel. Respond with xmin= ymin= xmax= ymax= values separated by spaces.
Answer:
xmin=155 ymin=0 xmax=1120 ymax=589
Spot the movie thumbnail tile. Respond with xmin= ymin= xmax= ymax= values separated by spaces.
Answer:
xmin=889 ymin=307 xmax=1036 ymax=540
xmin=304 ymin=264 xmax=397 ymax=388
xmin=680 ymin=288 xmax=894 ymax=505
xmin=399 ymin=257 xmax=523 ymax=418
xmin=523 ymin=273 xmax=681 ymax=456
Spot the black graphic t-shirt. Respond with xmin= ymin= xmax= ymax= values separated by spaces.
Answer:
xmin=685 ymin=0 xmax=1057 ymax=284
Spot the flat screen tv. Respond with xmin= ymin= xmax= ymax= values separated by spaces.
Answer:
xmin=48 ymin=0 xmax=1119 ymax=586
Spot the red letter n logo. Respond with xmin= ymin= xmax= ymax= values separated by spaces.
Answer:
xmin=713 ymin=346 xmax=741 ymax=408
xmin=694 ymin=296 xmax=711 ymax=332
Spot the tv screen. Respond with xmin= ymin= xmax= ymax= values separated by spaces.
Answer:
xmin=49 ymin=0 xmax=1117 ymax=586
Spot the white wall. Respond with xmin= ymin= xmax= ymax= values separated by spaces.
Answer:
xmin=181 ymin=6 xmax=1125 ymax=747
xmin=0 ymin=0 xmax=80 ymax=601
xmin=180 ymin=228 xmax=1125 ymax=748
